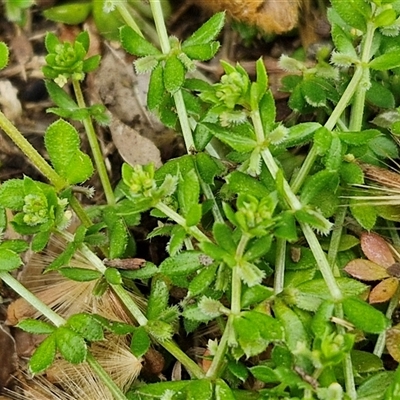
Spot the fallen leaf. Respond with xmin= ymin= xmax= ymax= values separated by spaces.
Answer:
xmin=361 ymin=232 xmax=395 ymax=268
xmin=386 ymin=323 xmax=400 ymax=362
xmin=344 ymin=259 xmax=390 ymax=281
xmin=110 ymin=116 xmax=162 ymax=168
xmin=369 ymin=277 xmax=399 ymax=304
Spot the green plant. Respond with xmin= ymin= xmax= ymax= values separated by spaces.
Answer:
xmin=2 ymin=0 xmax=400 ymax=399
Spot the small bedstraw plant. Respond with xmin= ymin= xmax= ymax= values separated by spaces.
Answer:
xmin=1 ymin=0 xmax=400 ymax=399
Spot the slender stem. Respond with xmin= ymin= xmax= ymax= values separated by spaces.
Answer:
xmin=155 ymin=202 xmax=211 ymax=243
xmin=348 ymin=22 xmax=376 ymax=131
xmin=72 ymin=80 xmax=115 ymax=205
xmin=252 ymin=109 xmax=342 ymax=300
xmin=59 ymin=230 xmax=205 ymax=378
xmin=86 ymin=353 xmax=128 ymax=400
xmin=0 ymin=272 xmax=129 ymax=399
xmin=0 ymin=111 xmax=66 ymax=191
xmin=69 ymin=195 xmax=93 ymax=227
xmin=274 ymin=238 xmax=286 ymax=295
xmin=116 ymin=3 xmax=143 ymax=37
xmin=200 ymin=179 xmax=224 ymax=223
xmin=0 ymin=271 xmax=65 ymax=326
xmin=327 ymin=204 xmax=347 ymax=268
xmin=206 ymin=234 xmax=249 ymax=379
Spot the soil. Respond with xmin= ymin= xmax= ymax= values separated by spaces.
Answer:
xmin=0 ymin=0 xmax=329 ymax=397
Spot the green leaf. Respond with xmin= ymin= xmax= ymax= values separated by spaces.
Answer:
xmin=0 ymin=248 xmax=22 ymax=271
xmin=29 ymin=335 xmax=56 ymax=374
xmin=244 ymin=235 xmax=272 ymax=261
xmin=164 ymin=55 xmax=185 ymax=94
xmin=55 ymin=326 xmax=87 ymax=364
xmin=45 ymin=80 xmax=79 ymax=111
xmin=120 ymin=25 xmax=161 ymax=56
xmin=108 ymin=218 xmax=128 ymax=259
xmin=331 ymin=23 xmax=357 ymax=57
xmin=0 ymin=179 xmax=25 ymax=210
xmin=67 ymin=313 xmax=104 ymax=341
xmin=182 ymin=42 xmax=220 ymax=61
xmin=121 ymin=262 xmax=158 ymax=280
xmin=147 ymin=279 xmax=169 ymax=320
xmin=147 ymin=63 xmax=164 ymax=111
xmin=183 ymin=12 xmax=225 ymax=47
xmin=187 ymin=379 xmax=213 ymax=400
xmin=274 ymin=299 xmax=310 ymax=352
xmin=43 ymin=2 xmax=92 ymax=25
xmin=44 ymin=119 xmax=94 ymax=184
xmin=31 ymin=230 xmax=51 ymax=252
xmin=0 ymin=42 xmax=9 ymax=70
xmin=250 ymin=365 xmax=279 ymax=383
xmin=105 ymin=267 xmax=122 ymax=285
xmin=330 ymin=0 xmax=370 ymax=31
xmin=188 ymin=263 xmax=218 ymax=297
xmin=324 ymin=135 xmax=342 ymax=171
xmin=178 ymin=169 xmax=200 ymax=217
xmin=343 ymin=297 xmax=389 ymax=334
xmin=243 ymin=311 xmax=284 ymax=342
xmin=366 ymin=81 xmax=395 ymax=108
xmin=358 ymin=371 xmax=394 ymax=399
xmin=233 ymin=315 xmax=269 ymax=357
xmin=168 ymin=225 xmax=187 ymax=255
xmin=204 ymin=123 xmax=257 ymax=152
xmin=225 ymin=171 xmax=269 ymax=199
xmin=159 ymin=251 xmax=204 ymax=277
xmin=369 ymin=51 xmax=400 ymax=70
xmin=340 ymin=162 xmax=364 ymax=185
xmin=281 ymin=122 xmax=321 ymax=148
xmin=215 ymin=379 xmax=236 ymax=400
xmin=301 ymin=170 xmax=339 ymax=205
xmin=213 ymin=222 xmax=236 ymax=254
xmin=18 ymin=319 xmax=55 ymax=335
xmin=259 ymin=91 xmax=276 ymax=132
xmin=195 ymin=152 xmax=225 ymax=184
xmin=130 ymin=326 xmax=150 ymax=358
xmin=59 ymin=267 xmax=102 ymax=282
xmin=300 ymin=78 xmax=328 ymax=107
xmin=241 ymin=285 xmax=273 ymax=308
xmin=338 ymin=129 xmax=381 ymax=145
xmin=350 ymin=198 xmax=377 ymax=230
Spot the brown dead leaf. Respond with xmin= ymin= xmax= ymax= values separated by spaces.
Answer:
xmin=386 ymin=323 xmax=400 ymax=362
xmin=110 ymin=116 xmax=162 ymax=168
xmin=361 ymin=232 xmax=395 ymax=268
xmin=369 ymin=277 xmax=399 ymax=304
xmin=344 ymin=259 xmax=390 ymax=281
xmin=0 ymin=324 xmax=17 ymax=390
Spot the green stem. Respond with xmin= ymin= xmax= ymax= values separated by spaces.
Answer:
xmin=0 ymin=272 xmax=129 ymax=400
xmin=155 ymin=202 xmax=211 ymax=243
xmin=0 ymin=271 xmax=65 ymax=326
xmin=206 ymin=234 xmax=250 ymax=379
xmin=59 ymin=230 xmax=205 ymax=378
xmin=327 ymin=204 xmax=347 ymax=268
xmin=72 ymin=80 xmax=115 ymax=205
xmin=116 ymin=3 xmax=143 ymax=37
xmin=349 ymin=21 xmax=376 ymax=131
xmin=69 ymin=195 xmax=93 ymax=228
xmin=291 ymin=21 xmax=375 ymax=193
xmin=86 ymin=353 xmax=128 ymax=400
xmin=0 ymin=111 xmax=66 ymax=191
xmin=274 ymin=238 xmax=286 ymax=295
xmin=252 ymin=110 xmax=342 ymax=300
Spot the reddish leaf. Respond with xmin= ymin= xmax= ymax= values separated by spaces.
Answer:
xmin=344 ymin=259 xmax=390 ymax=281
xmin=369 ymin=277 xmax=399 ymax=304
xmin=386 ymin=323 xmax=400 ymax=362
xmin=361 ymin=232 xmax=395 ymax=268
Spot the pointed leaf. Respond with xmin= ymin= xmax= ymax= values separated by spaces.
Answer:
xmin=29 ymin=335 xmax=56 ymax=373
xmin=369 ymin=52 xmax=400 ymax=71
xmin=183 ymin=12 xmax=225 ymax=47
xmin=178 ymin=169 xmax=200 ymax=217
xmin=130 ymin=326 xmax=151 ymax=358
xmin=147 ymin=279 xmax=169 ymax=320
xmin=343 ymin=297 xmax=389 ymax=333
xmin=120 ymin=25 xmax=161 ymax=56
xmin=164 ymin=55 xmax=185 ymax=94
xmin=55 ymin=326 xmax=87 ymax=364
